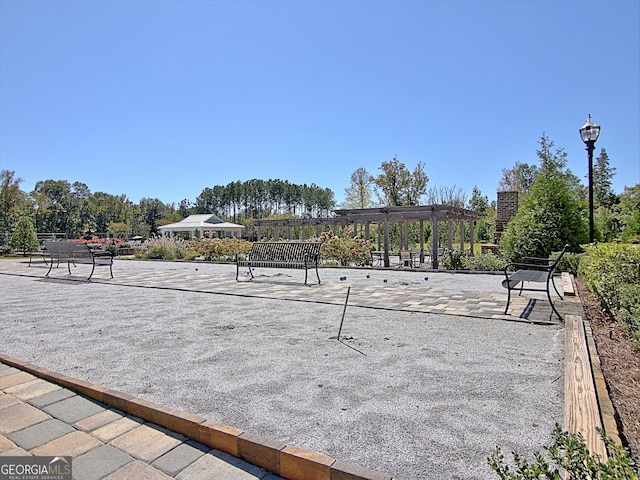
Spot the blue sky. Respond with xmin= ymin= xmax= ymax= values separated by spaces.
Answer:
xmin=1 ymin=0 xmax=638 ymax=208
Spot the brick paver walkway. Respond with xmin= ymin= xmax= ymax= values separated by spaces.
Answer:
xmin=0 ymin=258 xmax=582 ymax=324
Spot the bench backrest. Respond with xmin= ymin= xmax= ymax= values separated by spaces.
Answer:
xmin=249 ymin=242 xmax=321 ymax=263
xmin=44 ymin=241 xmax=92 ymax=260
xmin=549 ymin=244 xmax=570 ymax=272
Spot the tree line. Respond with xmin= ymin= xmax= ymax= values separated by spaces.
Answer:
xmin=0 ymin=174 xmax=338 ymax=240
xmin=2 ymin=133 xmax=638 ymax=251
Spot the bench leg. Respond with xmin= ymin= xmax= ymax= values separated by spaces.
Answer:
xmin=504 ymin=286 xmax=512 ymax=314
xmin=551 ymin=276 xmax=563 ymax=299
xmin=315 ymin=265 xmax=321 ymax=284
xmin=546 ymin=278 xmax=563 ymax=321
xmin=87 ymin=263 xmax=96 ymax=281
xmin=45 ymin=259 xmax=54 ymax=277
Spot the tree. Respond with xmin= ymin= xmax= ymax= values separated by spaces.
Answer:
xmin=425 ymin=184 xmax=467 ymax=207
xmin=618 ymin=184 xmax=640 ymax=243
xmin=10 ymin=216 xmax=38 ymax=254
xmin=374 ymin=156 xmax=428 ymax=206
xmin=343 ymin=168 xmax=375 ymax=209
xmin=0 ymin=170 xmax=29 ymax=236
xmin=497 ymin=162 xmax=539 ymax=195
xmin=469 ymin=186 xmax=489 ymax=215
xmin=593 ymin=148 xmax=617 ymax=209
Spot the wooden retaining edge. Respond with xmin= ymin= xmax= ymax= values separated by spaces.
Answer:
xmin=564 ymin=314 xmax=608 ymax=460
xmin=0 ymin=354 xmax=394 ymax=480
xmin=561 ymin=272 xmax=575 ymax=296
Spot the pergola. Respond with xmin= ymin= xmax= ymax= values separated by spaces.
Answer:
xmin=253 ymin=205 xmax=481 ymax=268
xmin=158 ymin=214 xmax=244 ymax=239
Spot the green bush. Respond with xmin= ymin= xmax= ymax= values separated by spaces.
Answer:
xmin=489 ymin=424 xmax=638 ymax=479
xmin=555 ymin=251 xmax=585 ymax=276
xmin=618 ymin=284 xmax=640 ymax=348
xmin=443 ymin=249 xmax=469 ymax=270
xmin=579 ymin=243 xmax=640 ymax=348
xmin=463 ymin=251 xmax=505 ymax=271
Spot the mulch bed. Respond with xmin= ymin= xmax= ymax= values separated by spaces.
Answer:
xmin=576 ymin=278 xmax=640 ymax=467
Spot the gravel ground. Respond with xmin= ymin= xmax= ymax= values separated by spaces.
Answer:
xmin=0 ymin=261 xmax=564 ymax=479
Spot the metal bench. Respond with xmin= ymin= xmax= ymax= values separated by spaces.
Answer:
xmin=502 ymin=244 xmax=569 ymax=320
xmin=44 ymin=241 xmax=114 ymax=281
xmin=236 ymin=241 xmax=322 ymax=285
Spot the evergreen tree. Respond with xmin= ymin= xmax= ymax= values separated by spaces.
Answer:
xmin=500 ymin=136 xmax=589 ymax=261
xmin=10 ymin=216 xmax=39 ymax=254
xmin=593 ymin=148 xmax=617 ymax=209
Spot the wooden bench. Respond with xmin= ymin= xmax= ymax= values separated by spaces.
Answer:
xmin=44 ymin=241 xmax=114 ymax=281
xmin=236 ymin=242 xmax=322 ymax=285
xmin=502 ymin=244 xmax=569 ymax=320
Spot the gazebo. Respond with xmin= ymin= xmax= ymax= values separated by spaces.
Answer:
xmin=158 ymin=214 xmax=244 ymax=239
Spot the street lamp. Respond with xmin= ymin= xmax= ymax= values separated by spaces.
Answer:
xmin=579 ymin=114 xmax=601 ymax=243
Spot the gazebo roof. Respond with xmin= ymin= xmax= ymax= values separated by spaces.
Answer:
xmin=158 ymin=215 xmax=244 ymax=232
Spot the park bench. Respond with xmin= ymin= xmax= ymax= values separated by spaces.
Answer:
xmin=502 ymin=244 xmax=569 ymax=321
xmin=236 ymin=241 xmax=322 ymax=285
xmin=44 ymin=241 xmax=114 ymax=281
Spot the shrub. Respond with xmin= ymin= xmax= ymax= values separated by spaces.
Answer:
xmin=138 ymin=236 xmax=188 ymax=260
xmin=463 ymin=251 xmax=505 ymax=271
xmin=190 ymin=237 xmax=253 ymax=262
xmin=443 ymin=249 xmax=469 ymax=270
xmin=317 ymin=228 xmax=373 ymax=266
xmin=489 ymin=424 xmax=638 ymax=479
xmin=556 ymin=251 xmax=585 ymax=276
xmin=579 ymin=243 xmax=640 ymax=347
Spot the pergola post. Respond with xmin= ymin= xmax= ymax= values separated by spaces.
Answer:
xmin=383 ymin=217 xmax=390 ymax=267
xmin=459 ymin=220 xmax=464 ymax=251
xmin=419 ymin=220 xmax=424 ymax=263
xmin=469 ymin=221 xmax=475 ymax=256
xmin=432 ymin=218 xmax=439 ymax=269
xmin=404 ymin=221 xmax=409 ymax=249
xmin=364 ymin=221 xmax=370 ymax=241
xmin=448 ymin=220 xmax=454 ymax=250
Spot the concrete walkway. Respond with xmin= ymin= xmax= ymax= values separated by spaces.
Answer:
xmin=0 ymin=258 xmax=582 ymax=479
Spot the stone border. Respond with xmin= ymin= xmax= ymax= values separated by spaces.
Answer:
xmin=0 ymin=354 xmax=393 ymax=480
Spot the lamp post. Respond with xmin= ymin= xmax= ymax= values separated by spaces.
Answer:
xmin=579 ymin=114 xmax=601 ymax=243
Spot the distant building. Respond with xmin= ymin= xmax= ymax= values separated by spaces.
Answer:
xmin=158 ymin=214 xmax=244 ymax=239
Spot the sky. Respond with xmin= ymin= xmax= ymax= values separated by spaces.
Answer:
xmin=1 ymin=0 xmax=638 ymax=209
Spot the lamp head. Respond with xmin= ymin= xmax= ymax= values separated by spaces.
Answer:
xmin=579 ymin=114 xmax=601 ymax=144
